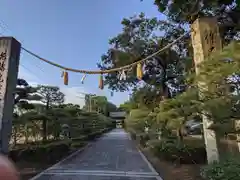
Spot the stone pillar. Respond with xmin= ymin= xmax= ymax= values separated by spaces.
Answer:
xmin=0 ymin=37 xmax=21 ymax=154
xmin=191 ymin=17 xmax=222 ymax=163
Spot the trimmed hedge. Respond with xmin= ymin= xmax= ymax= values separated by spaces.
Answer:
xmin=128 ymin=129 xmax=137 ymax=140
xmin=151 ymin=138 xmax=207 ymax=164
xmin=71 ymin=141 xmax=86 ymax=149
xmin=9 ymin=127 xmax=113 ymax=163
xmin=128 ymin=127 xmax=207 ymax=165
xmin=13 ymin=139 xmax=61 ymax=149
xmin=10 ymin=140 xmax=71 ymax=163
xmin=139 ymin=133 xmax=150 ymax=147
xmin=201 ymin=155 xmax=240 ymax=180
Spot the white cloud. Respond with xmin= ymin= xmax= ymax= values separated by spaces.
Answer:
xmin=60 ymin=86 xmax=87 ymax=108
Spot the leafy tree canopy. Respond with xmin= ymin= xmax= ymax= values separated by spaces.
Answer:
xmin=153 ymin=0 xmax=240 ymax=43
xmin=37 ymin=85 xmax=65 ymax=109
xmin=98 ymin=13 xmax=189 ymax=97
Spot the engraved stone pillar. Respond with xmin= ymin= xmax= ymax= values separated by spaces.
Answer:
xmin=0 ymin=37 xmax=21 ymax=154
xmin=191 ymin=17 xmax=222 ymax=163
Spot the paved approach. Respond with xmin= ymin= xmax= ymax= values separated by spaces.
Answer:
xmin=31 ymin=129 xmax=163 ymax=180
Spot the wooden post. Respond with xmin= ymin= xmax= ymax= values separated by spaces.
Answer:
xmin=0 ymin=37 xmax=21 ymax=154
xmin=191 ymin=17 xmax=222 ymax=163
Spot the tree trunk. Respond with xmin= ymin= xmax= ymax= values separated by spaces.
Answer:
xmin=161 ymin=120 xmax=169 ymax=138
xmin=42 ymin=119 xmax=47 ymax=141
xmin=177 ymin=117 xmax=188 ymax=141
xmin=13 ymin=127 xmax=17 ymax=146
xmin=54 ymin=130 xmax=60 ymax=140
xmin=235 ymin=120 xmax=240 ymax=152
xmin=162 ymin=83 xmax=170 ymax=99
xmin=234 ymin=87 xmax=240 ymax=152
xmin=42 ymin=101 xmax=49 ymax=142
xmin=24 ymin=125 xmax=29 ymax=144
xmin=177 ymin=127 xmax=184 ymax=141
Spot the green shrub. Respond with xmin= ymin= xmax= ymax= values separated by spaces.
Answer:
xmin=71 ymin=136 xmax=86 ymax=142
xmin=87 ymin=131 xmax=99 ymax=140
xmin=201 ymin=156 xmax=240 ymax=180
xmin=102 ymin=128 xmax=113 ymax=133
xmin=71 ymin=142 xmax=86 ymax=149
xmin=72 ymin=129 xmax=108 ymax=142
xmin=126 ymin=109 xmax=151 ymax=132
xmin=139 ymin=133 xmax=150 ymax=147
xmin=82 ymin=128 xmax=92 ymax=134
xmin=129 ymin=130 xmax=137 ymax=140
xmin=89 ymin=132 xmax=97 ymax=139
xmin=13 ymin=139 xmax=59 ymax=149
xmin=45 ymin=141 xmax=70 ymax=163
xmin=227 ymin=134 xmax=237 ymax=140
xmin=9 ymin=128 xmax=110 ymax=163
xmin=9 ymin=140 xmax=71 ymax=163
xmin=152 ymin=139 xmax=206 ymax=164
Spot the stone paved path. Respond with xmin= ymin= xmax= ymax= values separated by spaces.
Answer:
xmin=30 ymin=129 xmax=163 ymax=180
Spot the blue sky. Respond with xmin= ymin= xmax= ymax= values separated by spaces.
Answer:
xmin=0 ymin=0 xmax=163 ymax=107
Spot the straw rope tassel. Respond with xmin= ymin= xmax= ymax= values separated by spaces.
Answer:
xmin=99 ymin=74 xmax=104 ymax=90
xmin=81 ymin=74 xmax=86 ymax=84
xmin=63 ymin=71 xmax=68 ymax=85
xmin=136 ymin=63 xmax=143 ymax=80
